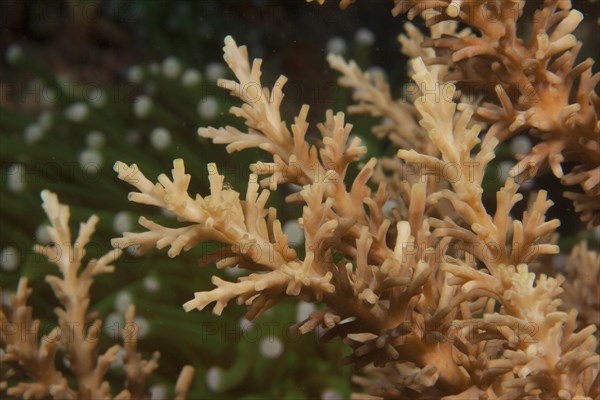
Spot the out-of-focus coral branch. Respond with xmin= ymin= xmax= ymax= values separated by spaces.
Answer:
xmin=1 ymin=278 xmax=72 ymax=399
xmin=561 ymin=241 xmax=600 ymax=334
xmin=1 ymin=191 xmax=194 ymax=399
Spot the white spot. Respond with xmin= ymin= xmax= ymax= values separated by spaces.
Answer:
xmin=127 ymin=65 xmax=144 ymax=83
xmin=24 ymin=124 xmax=44 ymax=144
xmin=150 ymin=127 xmax=171 ymax=150
xmin=355 ymin=28 xmax=375 ymax=46
xmin=198 ymin=96 xmax=219 ymax=120
xmin=206 ymin=366 xmax=223 ymax=392
xmin=5 ymin=44 xmax=23 ymax=64
xmin=288 ymin=183 xmax=302 ymax=192
xmin=110 ymin=348 xmax=125 ymax=369
xmin=259 ymin=337 xmax=283 ymax=359
xmin=126 ymin=244 xmax=142 ymax=257
xmin=134 ymin=96 xmax=152 ymax=118
xmin=498 ymin=161 xmax=513 ymax=182
xmin=2 ymin=290 xmax=13 ymax=307
xmin=65 ymin=102 xmax=89 ymax=122
xmin=224 ymin=266 xmax=244 ymax=278
xmin=296 ymin=301 xmax=315 ymax=323
xmin=86 ymin=131 xmax=105 ymax=149
xmin=115 ymin=291 xmax=132 ymax=313
xmin=113 ymin=211 xmax=132 ymax=234
xmin=239 ymin=317 xmax=254 ymax=333
xmin=0 ymin=247 xmax=20 ymax=272
xmin=382 ymin=200 xmax=397 ymax=217
xmin=104 ymin=312 xmax=124 ymax=336
xmin=78 ymin=149 xmax=103 ymax=171
xmin=149 ymin=384 xmax=168 ymax=400
xmin=321 ymin=389 xmax=343 ymax=400
xmin=35 ymin=224 xmax=52 ymax=244
xmin=143 ymin=275 xmax=160 ymax=293
xmin=182 ymin=68 xmax=202 ymax=87
xmin=367 ymin=66 xmax=386 ymax=79
xmin=283 ymin=219 xmax=304 ymax=245
xmin=161 ymin=208 xmax=177 ymax=219
xmin=205 ymin=62 xmax=227 ymax=82
xmin=162 ymin=57 xmax=181 ymax=79
xmin=7 ymin=164 xmax=26 ymax=193
xmin=326 ymin=36 xmax=347 ymax=55
xmin=133 ymin=316 xmax=150 ymax=339
xmin=510 ymin=136 xmax=532 ymax=155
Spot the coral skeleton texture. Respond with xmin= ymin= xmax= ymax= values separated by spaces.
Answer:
xmin=109 ymin=0 xmax=599 ymax=396
xmin=0 ymin=191 xmax=194 ymax=399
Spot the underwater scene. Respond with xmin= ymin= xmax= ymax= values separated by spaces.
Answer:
xmin=1 ymin=1 xmax=599 ymax=399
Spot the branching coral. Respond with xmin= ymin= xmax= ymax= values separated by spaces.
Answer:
xmin=0 ymin=191 xmax=194 ymax=399
xmin=561 ymin=241 xmax=600 ymax=335
xmin=112 ymin=27 xmax=599 ymax=399
xmin=393 ymin=0 xmax=600 ymax=226
xmin=3 ymin=1 xmax=597 ymax=398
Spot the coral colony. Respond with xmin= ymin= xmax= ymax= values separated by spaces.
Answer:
xmin=2 ymin=1 xmax=599 ymax=399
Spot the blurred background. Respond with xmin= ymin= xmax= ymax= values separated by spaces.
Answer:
xmin=1 ymin=1 xmax=598 ymax=399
